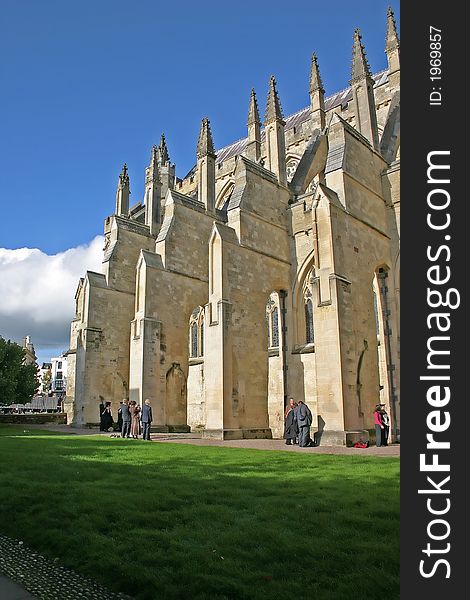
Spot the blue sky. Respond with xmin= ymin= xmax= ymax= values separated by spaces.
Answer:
xmin=0 ymin=0 xmax=399 ymax=366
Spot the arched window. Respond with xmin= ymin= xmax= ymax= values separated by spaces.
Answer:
xmin=189 ymin=307 xmax=204 ymax=358
xmin=265 ymin=293 xmax=279 ymax=349
xmin=305 ymin=299 xmax=314 ymax=344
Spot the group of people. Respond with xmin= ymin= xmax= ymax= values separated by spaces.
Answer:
xmin=373 ymin=403 xmax=390 ymax=447
xmin=283 ymin=397 xmax=316 ymax=447
xmin=285 ymin=397 xmax=391 ymax=448
xmin=98 ymin=398 xmax=153 ymax=440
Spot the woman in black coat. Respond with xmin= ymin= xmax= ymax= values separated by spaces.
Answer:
xmin=101 ymin=401 xmax=114 ymax=432
xmin=284 ymin=397 xmax=299 ymax=445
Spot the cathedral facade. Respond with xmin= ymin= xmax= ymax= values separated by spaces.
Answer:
xmin=65 ymin=9 xmax=400 ymax=445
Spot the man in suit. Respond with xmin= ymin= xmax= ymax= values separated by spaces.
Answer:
xmin=120 ymin=399 xmax=131 ymax=438
xmin=141 ymin=399 xmax=153 ymax=441
xmin=295 ymin=400 xmax=314 ymax=447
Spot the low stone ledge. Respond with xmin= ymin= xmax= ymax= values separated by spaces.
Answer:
xmin=0 ymin=413 xmax=67 ymax=425
xmin=202 ymin=428 xmax=273 ymax=440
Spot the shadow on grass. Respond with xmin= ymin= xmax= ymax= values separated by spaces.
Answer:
xmin=0 ymin=427 xmax=399 ymax=600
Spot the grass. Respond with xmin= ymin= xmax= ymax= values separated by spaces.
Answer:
xmin=0 ymin=426 xmax=399 ymax=599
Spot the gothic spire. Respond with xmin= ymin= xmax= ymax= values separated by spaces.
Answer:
xmin=386 ymin=7 xmax=400 ymax=53
xmin=247 ymin=88 xmax=261 ymax=127
xmin=197 ymin=117 xmax=216 ymax=159
xmin=147 ymin=145 xmax=160 ymax=181
xmin=115 ymin=163 xmax=130 ymax=215
xmin=351 ymin=28 xmax=372 ymax=84
xmin=309 ymin=52 xmax=324 ymax=94
xmin=159 ymin=133 xmax=170 ymax=165
xmin=264 ymin=76 xmax=285 ymax=125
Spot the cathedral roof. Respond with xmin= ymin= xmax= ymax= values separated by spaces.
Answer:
xmin=205 ymin=69 xmax=388 ymax=170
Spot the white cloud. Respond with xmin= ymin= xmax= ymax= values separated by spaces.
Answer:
xmin=0 ymin=236 xmax=104 ymax=361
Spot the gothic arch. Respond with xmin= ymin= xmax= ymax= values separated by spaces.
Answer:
xmin=292 ymin=252 xmax=316 ymax=346
xmin=216 ymin=180 xmax=235 ymax=210
xmin=285 ymin=153 xmax=302 ymax=183
xmin=189 ymin=306 xmax=205 ymax=358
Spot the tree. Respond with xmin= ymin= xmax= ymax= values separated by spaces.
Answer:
xmin=41 ymin=369 xmax=52 ymax=394
xmin=0 ymin=336 xmax=39 ymax=405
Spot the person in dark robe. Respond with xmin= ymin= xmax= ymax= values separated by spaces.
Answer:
xmin=117 ymin=401 xmax=124 ymax=432
xmin=99 ymin=398 xmax=106 ymax=431
xmin=295 ymin=400 xmax=315 ymax=447
xmin=101 ymin=401 xmax=114 ymax=432
xmin=284 ymin=397 xmax=299 ymax=445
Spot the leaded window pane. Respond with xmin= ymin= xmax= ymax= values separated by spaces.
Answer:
xmin=271 ymin=307 xmax=279 ymax=347
xmin=305 ymin=300 xmax=314 ymax=344
xmin=190 ymin=322 xmax=198 ymax=357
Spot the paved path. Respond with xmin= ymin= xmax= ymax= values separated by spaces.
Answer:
xmin=0 ymin=575 xmax=35 ymax=599
xmin=7 ymin=424 xmax=400 ymax=457
xmin=0 ymin=535 xmax=130 ymax=600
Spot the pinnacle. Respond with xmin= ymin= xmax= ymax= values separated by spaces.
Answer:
xmin=309 ymin=52 xmax=324 ymax=94
xmin=351 ymin=28 xmax=372 ymax=84
xmin=148 ymin=145 xmax=160 ymax=180
xmin=197 ymin=117 xmax=216 ymax=158
xmin=386 ymin=7 xmax=400 ymax=52
xmin=159 ymin=133 xmax=170 ymax=164
xmin=265 ymin=75 xmax=284 ymax=125
xmin=247 ymin=88 xmax=261 ymax=126
xmin=119 ymin=163 xmax=129 ymax=185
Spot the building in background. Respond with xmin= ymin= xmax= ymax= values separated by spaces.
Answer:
xmin=51 ymin=354 xmax=67 ymax=395
xmin=21 ymin=335 xmax=37 ymax=366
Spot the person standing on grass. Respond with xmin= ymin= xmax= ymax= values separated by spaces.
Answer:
xmin=101 ymin=401 xmax=114 ymax=432
xmin=130 ymin=400 xmax=141 ymax=439
xmin=283 ymin=397 xmax=298 ymax=445
xmin=120 ymin=399 xmax=131 ymax=438
xmin=374 ymin=404 xmax=384 ymax=447
xmin=380 ymin=404 xmax=390 ymax=446
xmin=99 ymin=397 xmax=106 ymax=431
xmin=295 ymin=400 xmax=314 ymax=447
xmin=141 ymin=399 xmax=153 ymax=441
xmin=117 ymin=400 xmax=124 ymax=432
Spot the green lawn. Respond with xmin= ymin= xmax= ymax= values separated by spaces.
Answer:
xmin=0 ymin=426 xmax=399 ymax=599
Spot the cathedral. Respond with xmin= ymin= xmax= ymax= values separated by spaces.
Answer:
xmin=65 ymin=9 xmax=400 ymax=445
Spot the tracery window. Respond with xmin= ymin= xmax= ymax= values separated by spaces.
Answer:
xmin=286 ymin=158 xmax=299 ymax=182
xmin=189 ymin=307 xmax=204 ymax=358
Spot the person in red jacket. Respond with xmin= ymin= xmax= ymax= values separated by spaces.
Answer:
xmin=374 ymin=404 xmax=384 ymax=447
